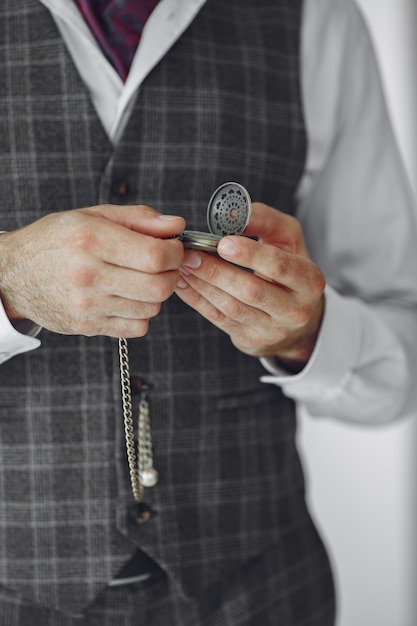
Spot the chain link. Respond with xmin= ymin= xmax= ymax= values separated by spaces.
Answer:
xmin=118 ymin=337 xmax=144 ymax=502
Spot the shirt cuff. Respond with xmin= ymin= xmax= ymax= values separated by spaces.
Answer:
xmin=0 ymin=299 xmax=41 ymax=364
xmin=260 ymin=285 xmax=361 ymax=394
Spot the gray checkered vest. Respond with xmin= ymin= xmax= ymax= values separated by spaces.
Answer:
xmin=0 ymin=0 xmax=335 ymax=619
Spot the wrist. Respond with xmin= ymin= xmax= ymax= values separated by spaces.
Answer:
xmin=0 ymin=231 xmax=27 ymax=321
xmin=268 ymin=295 xmax=325 ymax=373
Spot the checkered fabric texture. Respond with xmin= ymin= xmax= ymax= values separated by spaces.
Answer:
xmin=0 ymin=0 xmax=335 ymax=623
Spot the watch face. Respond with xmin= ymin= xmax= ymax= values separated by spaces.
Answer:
xmin=179 ymin=230 xmax=222 ymax=252
xmin=207 ymin=182 xmax=252 ymax=237
xmin=177 ymin=182 xmax=252 ymax=254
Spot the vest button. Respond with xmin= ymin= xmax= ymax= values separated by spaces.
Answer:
xmin=130 ymin=376 xmax=147 ymax=395
xmin=112 ymin=180 xmax=130 ymax=200
xmin=131 ymin=502 xmax=154 ymax=525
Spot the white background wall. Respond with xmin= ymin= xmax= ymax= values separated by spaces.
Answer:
xmin=297 ymin=1 xmax=417 ymax=625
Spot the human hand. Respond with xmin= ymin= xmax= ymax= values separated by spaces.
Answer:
xmin=0 ymin=205 xmax=185 ymax=338
xmin=175 ymin=202 xmax=325 ymax=371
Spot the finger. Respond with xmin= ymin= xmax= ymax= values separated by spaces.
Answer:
xmin=181 ymin=246 xmax=304 ymax=316
xmin=107 ymin=297 xmax=161 ymax=320
xmin=175 ymin=277 xmax=251 ymax=337
xmin=67 ymin=217 xmax=185 ymax=273
xmin=176 ymin=276 xmax=294 ymax=357
xmin=100 ymin=264 xmax=181 ymax=303
xmin=176 ymin=271 xmax=273 ymax=330
xmin=216 ymin=237 xmax=325 ymax=298
xmin=83 ymin=204 xmax=186 ymax=238
xmin=244 ymin=202 xmax=307 ymax=255
xmin=95 ymin=316 xmax=152 ymax=339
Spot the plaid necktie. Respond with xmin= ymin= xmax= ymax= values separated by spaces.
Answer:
xmin=75 ymin=0 xmax=160 ymax=81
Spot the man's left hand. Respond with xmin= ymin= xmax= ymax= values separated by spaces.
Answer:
xmin=175 ymin=202 xmax=326 ymax=372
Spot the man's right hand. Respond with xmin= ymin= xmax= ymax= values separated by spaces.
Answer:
xmin=0 ymin=205 xmax=186 ymax=338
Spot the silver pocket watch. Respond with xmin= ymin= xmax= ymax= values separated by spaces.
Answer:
xmin=178 ymin=182 xmax=252 ymax=252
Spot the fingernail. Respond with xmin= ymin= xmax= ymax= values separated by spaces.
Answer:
xmin=218 ymin=238 xmax=236 ymax=255
xmin=183 ymin=251 xmax=202 ymax=269
xmin=176 ymin=277 xmax=189 ymax=289
xmin=158 ymin=214 xmax=183 ymax=221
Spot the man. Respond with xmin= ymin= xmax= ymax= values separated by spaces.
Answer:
xmin=0 ymin=0 xmax=416 ymax=624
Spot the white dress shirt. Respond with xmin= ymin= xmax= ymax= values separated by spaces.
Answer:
xmin=1 ymin=0 xmax=417 ymax=425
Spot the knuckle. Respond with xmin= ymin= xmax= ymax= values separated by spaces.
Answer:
xmin=312 ymin=267 xmax=326 ymax=293
xmin=240 ymin=280 xmax=262 ymax=304
xmin=150 ymin=275 xmax=176 ymax=302
xmin=292 ymin=304 xmax=312 ymax=327
xmin=148 ymin=302 xmax=162 ymax=317
xmin=138 ymin=204 xmax=159 ymax=218
xmin=223 ymin=298 xmax=243 ymax=319
xmin=108 ymin=318 xmax=152 ymax=339
xmin=169 ymin=238 xmax=185 ymax=259
xmin=147 ymin=240 xmax=182 ymax=273
xmin=274 ymin=255 xmax=290 ymax=278
xmin=71 ymin=291 xmax=95 ymax=315
xmin=147 ymin=245 xmax=168 ymax=272
xmin=69 ymin=226 xmax=97 ymax=253
xmin=231 ymin=328 xmax=259 ymax=355
xmin=190 ymin=291 xmax=205 ymax=310
xmin=71 ymin=266 xmax=98 ymax=289
xmin=204 ymin=261 xmax=221 ymax=284
xmin=130 ymin=319 xmax=150 ymax=338
xmin=210 ymin=306 xmax=226 ymax=324
xmin=160 ymin=276 xmax=177 ymax=301
xmin=298 ymin=258 xmax=325 ymax=292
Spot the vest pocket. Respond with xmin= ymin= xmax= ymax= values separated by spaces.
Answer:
xmin=215 ymin=385 xmax=286 ymax=411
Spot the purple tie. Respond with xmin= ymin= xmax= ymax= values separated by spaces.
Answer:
xmin=75 ymin=0 xmax=160 ymax=81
